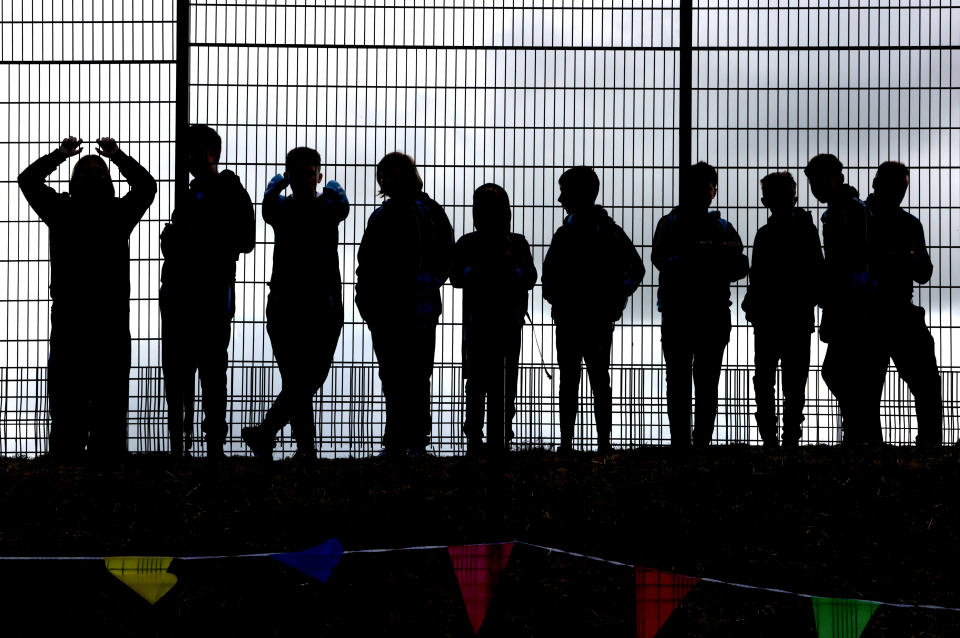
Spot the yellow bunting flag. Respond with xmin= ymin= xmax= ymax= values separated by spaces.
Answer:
xmin=104 ymin=556 xmax=178 ymax=605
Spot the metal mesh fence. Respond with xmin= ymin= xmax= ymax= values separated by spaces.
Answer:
xmin=1 ymin=1 xmax=957 ymax=457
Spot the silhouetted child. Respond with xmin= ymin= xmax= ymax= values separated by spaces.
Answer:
xmin=865 ymin=161 xmax=941 ymax=445
xmin=542 ymin=167 xmax=645 ymax=455
xmin=160 ymin=125 xmax=255 ymax=459
xmin=652 ymin=161 xmax=748 ymax=448
xmin=241 ymin=147 xmax=349 ymax=461
xmin=355 ymin=152 xmax=454 ymax=458
xmin=742 ymin=171 xmax=824 ymax=448
xmin=450 ymin=184 xmax=537 ymax=455
xmin=805 ymin=153 xmax=885 ymax=444
xmin=18 ymin=136 xmax=157 ymax=459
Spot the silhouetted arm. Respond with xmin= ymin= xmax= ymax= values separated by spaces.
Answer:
xmin=903 ymin=217 xmax=934 ymax=285
xmin=234 ymin=175 xmax=256 ymax=255
xmin=617 ymin=226 xmax=645 ymax=296
xmin=18 ymin=150 xmax=69 ymax=225
xmin=261 ymin=174 xmax=288 ymax=226
xmin=511 ymin=235 xmax=538 ymax=291
xmin=810 ymin=223 xmax=826 ymax=306
xmin=651 ymin=214 xmax=681 ymax=274
xmin=321 ymin=180 xmax=350 ymax=225
xmin=111 ymin=149 xmax=158 ymax=230
xmin=541 ymin=230 xmax=566 ymax=306
xmin=429 ymin=204 xmax=455 ymax=286
xmin=720 ymin=220 xmax=749 ymax=282
xmin=449 ymin=235 xmax=472 ymax=289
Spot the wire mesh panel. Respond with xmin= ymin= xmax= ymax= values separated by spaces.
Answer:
xmin=693 ymin=1 xmax=960 ymax=445
xmin=2 ymin=2 xmax=958 ymax=457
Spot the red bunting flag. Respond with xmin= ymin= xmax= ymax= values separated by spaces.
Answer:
xmin=448 ymin=543 xmax=514 ymax=634
xmin=635 ymin=566 xmax=699 ymax=638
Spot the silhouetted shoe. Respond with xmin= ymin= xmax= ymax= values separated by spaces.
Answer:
xmin=761 ymin=438 xmax=779 ymax=450
xmin=781 ymin=438 xmax=799 ymax=450
xmin=377 ymin=447 xmax=401 ymax=459
xmin=597 ymin=441 xmax=613 ymax=456
xmin=206 ymin=439 xmax=225 ymax=462
xmin=241 ymin=426 xmax=275 ymax=461
xmin=292 ymin=447 xmax=317 ymax=462
xmin=557 ymin=443 xmax=574 ymax=455
xmin=404 ymin=447 xmax=432 ymax=459
xmin=466 ymin=438 xmax=486 ymax=456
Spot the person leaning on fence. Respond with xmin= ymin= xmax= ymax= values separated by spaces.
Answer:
xmin=741 ymin=171 xmax=825 ymax=449
xmin=18 ymin=136 xmax=157 ymax=460
xmin=652 ymin=161 xmax=749 ymax=449
xmin=159 ymin=124 xmax=256 ymax=460
xmin=541 ymin=167 xmax=645 ymax=455
xmin=806 ymin=153 xmax=887 ymax=445
xmin=864 ymin=161 xmax=942 ymax=446
xmin=355 ymin=152 xmax=454 ymax=459
xmin=449 ymin=183 xmax=537 ymax=456
xmin=241 ymin=147 xmax=350 ymax=462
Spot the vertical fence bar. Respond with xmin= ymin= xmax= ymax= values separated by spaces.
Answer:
xmin=679 ymin=0 xmax=693 ymax=178
xmin=175 ymin=0 xmax=191 ymax=217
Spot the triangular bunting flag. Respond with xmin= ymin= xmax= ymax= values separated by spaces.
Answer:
xmin=272 ymin=538 xmax=344 ymax=583
xmin=812 ymin=597 xmax=881 ymax=638
xmin=449 ymin=542 xmax=514 ymax=634
xmin=105 ymin=556 xmax=178 ymax=605
xmin=635 ymin=566 xmax=699 ymax=638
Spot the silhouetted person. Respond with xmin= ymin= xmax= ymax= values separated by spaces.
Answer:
xmin=742 ymin=172 xmax=824 ymax=448
xmin=450 ymin=184 xmax=537 ymax=455
xmin=160 ymin=125 xmax=255 ymax=459
xmin=652 ymin=162 xmax=748 ymax=448
xmin=866 ymin=161 xmax=942 ymax=445
xmin=806 ymin=154 xmax=886 ymax=444
xmin=18 ymin=136 xmax=157 ymax=459
xmin=241 ymin=148 xmax=349 ymax=461
xmin=355 ymin=152 xmax=454 ymax=458
xmin=542 ymin=167 xmax=645 ymax=455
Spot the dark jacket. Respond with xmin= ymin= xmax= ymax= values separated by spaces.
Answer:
xmin=651 ymin=206 xmax=748 ymax=316
xmin=449 ymin=230 xmax=537 ymax=337
xmin=742 ymin=208 xmax=824 ymax=332
xmin=18 ymin=149 xmax=157 ymax=311
xmin=864 ymin=193 xmax=933 ymax=311
xmin=160 ymin=170 xmax=256 ymax=289
xmin=355 ymin=192 xmax=454 ymax=324
xmin=819 ymin=184 xmax=871 ymax=339
xmin=541 ymin=206 xmax=645 ymax=323
xmin=263 ymin=181 xmax=350 ymax=298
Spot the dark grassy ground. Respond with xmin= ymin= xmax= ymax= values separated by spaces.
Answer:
xmin=1 ymin=446 xmax=959 ymax=636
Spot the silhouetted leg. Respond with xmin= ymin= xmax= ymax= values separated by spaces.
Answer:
xmin=486 ymin=352 xmax=506 ymax=455
xmin=779 ymin=330 xmax=811 ymax=445
xmin=290 ymin=308 xmax=343 ymax=453
xmin=87 ymin=327 xmax=131 ymax=458
xmin=661 ymin=318 xmax=694 ymax=448
xmin=198 ymin=312 xmax=231 ymax=450
xmin=160 ymin=288 xmax=194 ymax=455
xmin=504 ymin=333 xmax=522 ymax=443
xmin=47 ymin=316 xmax=88 ymax=458
xmin=889 ymin=311 xmax=942 ymax=446
xmin=752 ymin=328 xmax=780 ymax=445
xmin=583 ymin=324 xmax=614 ymax=451
xmin=463 ymin=375 xmax=486 ymax=444
xmin=555 ymin=322 xmax=583 ymax=450
xmin=825 ymin=338 xmax=885 ymax=444
xmin=691 ymin=324 xmax=730 ymax=447
xmin=370 ymin=323 xmax=401 ymax=451
xmin=411 ymin=321 xmax=437 ymax=451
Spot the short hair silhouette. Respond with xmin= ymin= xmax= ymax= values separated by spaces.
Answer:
xmin=804 ymin=154 xmax=843 ymax=179
xmin=688 ymin=161 xmax=718 ymax=188
xmin=377 ymin=152 xmax=423 ymax=198
xmin=874 ymin=160 xmax=909 ymax=183
xmin=69 ymin=155 xmax=115 ymax=199
xmin=558 ymin=166 xmax=600 ymax=203
xmin=286 ymin=146 xmax=322 ymax=173
xmin=473 ymin=183 xmax=511 ymax=232
xmin=188 ymin=124 xmax=222 ymax=159
xmin=760 ymin=171 xmax=797 ymax=202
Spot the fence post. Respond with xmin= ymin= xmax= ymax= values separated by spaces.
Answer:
xmin=175 ymin=0 xmax=191 ymax=216
xmin=678 ymin=0 xmax=693 ymax=184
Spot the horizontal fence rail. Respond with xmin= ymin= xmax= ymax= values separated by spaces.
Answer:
xmin=1 ymin=2 xmax=958 ymax=457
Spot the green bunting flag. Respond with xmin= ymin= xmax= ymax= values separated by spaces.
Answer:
xmin=105 ymin=556 xmax=178 ymax=605
xmin=811 ymin=596 xmax=881 ymax=638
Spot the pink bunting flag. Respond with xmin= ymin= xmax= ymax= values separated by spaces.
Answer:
xmin=635 ymin=566 xmax=700 ymax=638
xmin=448 ymin=543 xmax=514 ymax=634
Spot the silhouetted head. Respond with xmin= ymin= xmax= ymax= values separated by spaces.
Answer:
xmin=473 ymin=183 xmax=511 ymax=233
xmin=69 ymin=155 xmax=114 ymax=201
xmin=376 ymin=152 xmax=423 ymax=199
xmin=557 ymin=166 xmax=600 ymax=213
xmin=804 ymin=154 xmax=844 ymax=204
xmin=683 ymin=161 xmax=718 ymax=210
xmin=187 ymin=124 xmax=221 ymax=179
xmin=285 ymin=146 xmax=323 ymax=199
xmin=872 ymin=161 xmax=910 ymax=208
xmin=760 ymin=171 xmax=797 ymax=213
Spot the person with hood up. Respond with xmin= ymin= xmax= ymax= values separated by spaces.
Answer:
xmin=18 ymin=135 xmax=157 ymax=459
